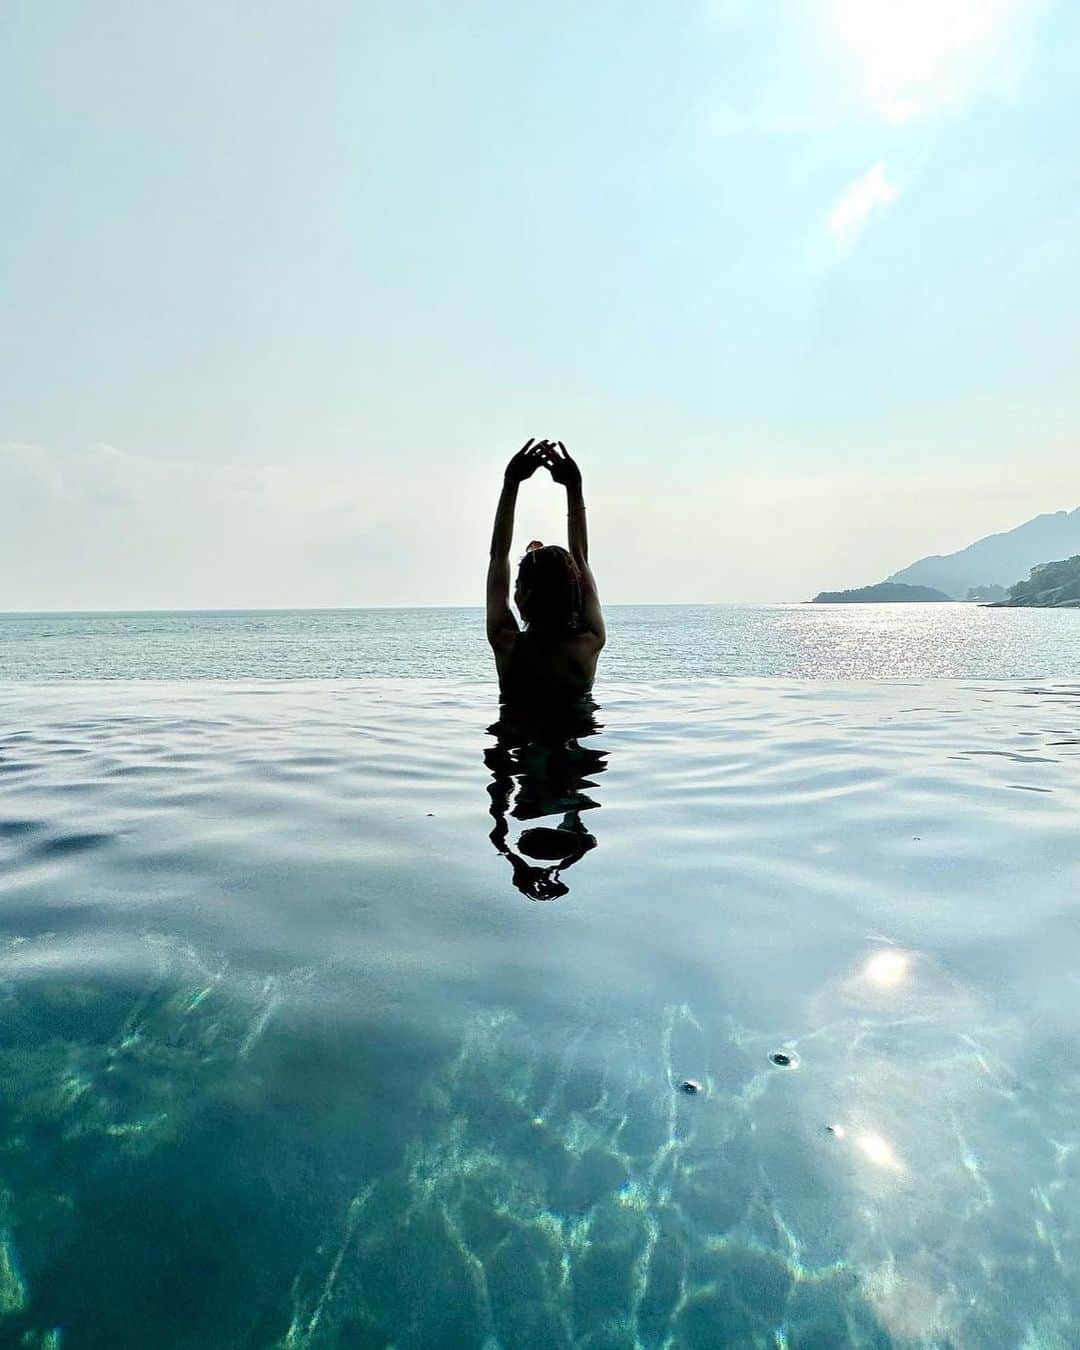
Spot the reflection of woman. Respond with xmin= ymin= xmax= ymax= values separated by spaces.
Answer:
xmin=485 ymin=702 xmax=608 ymax=901
xmin=486 ymin=440 xmax=605 ymax=706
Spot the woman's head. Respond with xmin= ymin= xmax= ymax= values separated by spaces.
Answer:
xmin=515 ymin=544 xmax=583 ymax=634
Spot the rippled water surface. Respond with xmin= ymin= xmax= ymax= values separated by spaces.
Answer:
xmin=2 ymin=603 xmax=1080 ymax=679
xmin=2 ymin=678 xmax=1079 ymax=1348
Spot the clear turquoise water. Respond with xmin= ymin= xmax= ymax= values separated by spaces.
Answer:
xmin=2 ymin=610 xmax=1080 ymax=1346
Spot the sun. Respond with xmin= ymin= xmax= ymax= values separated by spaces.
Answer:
xmin=825 ymin=0 xmax=1034 ymax=121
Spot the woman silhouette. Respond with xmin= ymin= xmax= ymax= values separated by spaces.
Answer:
xmin=484 ymin=698 xmax=608 ymax=901
xmin=486 ymin=439 xmax=605 ymax=704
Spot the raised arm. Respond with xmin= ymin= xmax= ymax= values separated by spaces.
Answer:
xmin=544 ymin=442 xmax=605 ymax=644
xmin=486 ymin=439 xmax=546 ymax=647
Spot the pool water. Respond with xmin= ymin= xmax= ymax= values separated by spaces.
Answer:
xmin=1 ymin=678 xmax=1079 ymax=1348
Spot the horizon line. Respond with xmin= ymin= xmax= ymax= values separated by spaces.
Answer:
xmin=0 ymin=600 xmax=819 ymax=617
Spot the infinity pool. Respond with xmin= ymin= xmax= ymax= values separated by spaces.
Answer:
xmin=1 ymin=679 xmax=1078 ymax=1347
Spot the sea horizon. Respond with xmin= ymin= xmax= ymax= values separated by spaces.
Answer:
xmin=6 ymin=0 xmax=1080 ymax=1341
xmin=0 ymin=599 xmax=915 ymax=616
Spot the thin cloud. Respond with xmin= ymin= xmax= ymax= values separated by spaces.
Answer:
xmin=828 ymin=161 xmax=900 ymax=246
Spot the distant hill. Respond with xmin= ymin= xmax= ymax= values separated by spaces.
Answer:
xmin=811 ymin=582 xmax=952 ymax=604
xmin=992 ymin=555 xmax=1080 ymax=608
xmin=887 ymin=508 xmax=1080 ymax=598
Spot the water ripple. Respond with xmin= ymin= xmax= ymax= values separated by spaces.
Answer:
xmin=0 ymin=678 xmax=1077 ymax=1347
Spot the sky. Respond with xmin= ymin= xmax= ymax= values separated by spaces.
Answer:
xmin=2 ymin=0 xmax=1078 ymax=609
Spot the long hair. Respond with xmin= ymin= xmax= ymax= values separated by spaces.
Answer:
xmin=516 ymin=544 xmax=583 ymax=635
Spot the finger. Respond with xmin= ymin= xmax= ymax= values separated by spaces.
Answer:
xmin=518 ymin=438 xmax=535 ymax=454
xmin=556 ymin=441 xmax=568 ymax=458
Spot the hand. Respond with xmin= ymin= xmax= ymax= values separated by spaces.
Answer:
xmin=509 ymin=856 xmax=569 ymax=901
xmin=504 ymin=438 xmax=551 ymax=485
xmin=542 ymin=441 xmax=582 ymax=489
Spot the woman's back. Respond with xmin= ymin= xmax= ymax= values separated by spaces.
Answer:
xmin=497 ymin=627 xmax=601 ymax=704
xmin=485 ymin=440 xmax=605 ymax=712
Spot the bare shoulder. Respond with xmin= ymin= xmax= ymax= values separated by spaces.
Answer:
xmin=486 ymin=609 xmax=519 ymax=648
xmin=489 ymin=627 xmax=517 ymax=680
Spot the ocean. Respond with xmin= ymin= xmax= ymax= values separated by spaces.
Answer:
xmin=1 ymin=606 xmax=1079 ymax=1347
xmin=2 ymin=601 xmax=1080 ymax=680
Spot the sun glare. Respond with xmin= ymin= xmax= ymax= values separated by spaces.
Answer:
xmin=856 ymin=1131 xmax=903 ymax=1170
xmin=826 ymin=0 xmax=1032 ymax=120
xmin=863 ymin=949 xmax=910 ymax=988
